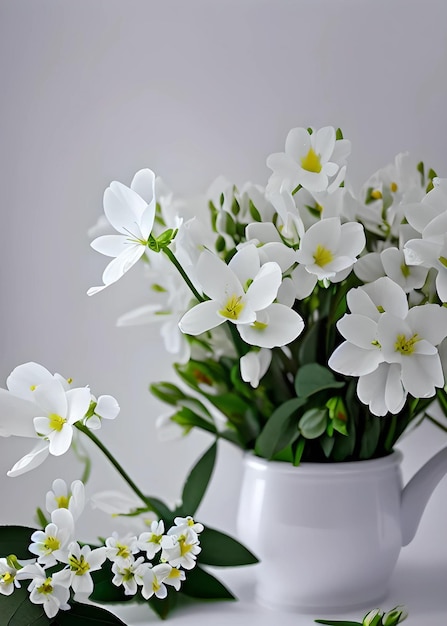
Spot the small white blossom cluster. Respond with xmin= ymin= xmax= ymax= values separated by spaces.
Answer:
xmin=0 ymin=479 xmax=201 ymax=619
xmin=0 ymin=362 xmax=119 ymax=476
xmin=86 ymin=126 xmax=447 ymax=423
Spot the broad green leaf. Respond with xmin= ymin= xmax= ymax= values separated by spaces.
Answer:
xmin=326 ymin=396 xmax=349 ymax=436
xmin=180 ymin=442 xmax=217 ymax=516
xmin=149 ymin=382 xmax=187 ymax=406
xmin=255 ymin=397 xmax=305 ymax=459
xmin=198 ymin=526 xmax=258 ymax=566
xmin=54 ymin=602 xmax=128 ymax=625
xmin=299 ymin=408 xmax=328 ymax=439
xmin=0 ymin=586 xmax=48 ymax=626
xmin=359 ymin=414 xmax=381 ymax=460
xmin=148 ymin=592 xmax=177 ymax=620
xmin=181 ymin=565 xmax=235 ymax=600
xmin=293 ymin=436 xmax=306 ymax=466
xmin=295 ymin=364 xmax=344 ymax=398
xmin=0 ymin=526 xmax=36 ymax=560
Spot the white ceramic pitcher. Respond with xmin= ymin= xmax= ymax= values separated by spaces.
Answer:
xmin=236 ymin=448 xmax=447 ymax=613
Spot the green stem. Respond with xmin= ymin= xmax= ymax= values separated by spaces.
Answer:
xmin=163 ymin=247 xmax=204 ymax=303
xmin=426 ymin=414 xmax=447 ymax=434
xmin=75 ymin=423 xmax=165 ymax=518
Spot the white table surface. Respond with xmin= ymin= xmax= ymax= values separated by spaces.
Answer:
xmin=108 ymin=537 xmax=447 ymax=625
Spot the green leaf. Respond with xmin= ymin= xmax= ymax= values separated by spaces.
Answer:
xmin=0 ymin=585 xmax=48 ymax=626
xmin=181 ymin=565 xmax=235 ymax=600
xmin=54 ymin=602 xmax=128 ymax=625
xmin=171 ymin=407 xmax=217 ymax=436
xmin=315 ymin=615 xmax=366 ymax=626
xmin=293 ymin=436 xmax=306 ymax=466
xmin=198 ymin=526 xmax=258 ymax=566
xmin=359 ymin=414 xmax=381 ymax=460
xmin=180 ymin=442 xmax=217 ymax=516
xmin=295 ymin=364 xmax=344 ymax=398
xmin=0 ymin=526 xmax=36 ymax=559
xmin=299 ymin=408 xmax=328 ymax=439
xmin=255 ymin=397 xmax=305 ymax=459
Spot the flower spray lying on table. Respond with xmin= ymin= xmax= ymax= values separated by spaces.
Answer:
xmin=0 ymin=363 xmax=257 ymax=625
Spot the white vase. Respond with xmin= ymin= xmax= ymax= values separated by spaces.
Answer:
xmin=236 ymin=449 xmax=447 ymax=613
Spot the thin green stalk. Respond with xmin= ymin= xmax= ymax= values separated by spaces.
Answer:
xmin=426 ymin=414 xmax=447 ymax=433
xmin=163 ymin=247 xmax=204 ymax=303
xmin=75 ymin=423 xmax=165 ymax=518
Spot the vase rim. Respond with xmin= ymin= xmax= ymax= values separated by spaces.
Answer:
xmin=244 ymin=450 xmax=403 ymax=475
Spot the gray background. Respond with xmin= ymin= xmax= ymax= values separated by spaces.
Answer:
xmin=1 ymin=0 xmax=447 ymax=553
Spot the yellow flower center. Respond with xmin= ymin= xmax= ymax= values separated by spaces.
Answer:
xmin=395 ymin=333 xmax=419 ymax=355
xmin=179 ymin=536 xmax=193 ymax=557
xmin=48 ymin=413 xmax=66 ymax=432
xmin=44 ymin=536 xmax=60 ymax=553
xmin=55 ymin=495 xmax=70 ymax=509
xmin=400 ymin=263 xmax=410 ymax=278
xmin=1 ymin=572 xmax=13 ymax=585
xmin=149 ymin=533 xmax=163 ymax=545
xmin=122 ymin=568 xmax=134 ymax=582
xmin=37 ymin=578 xmax=53 ymax=595
xmin=116 ymin=543 xmax=131 ymax=559
xmin=313 ymin=244 xmax=333 ymax=267
xmin=219 ymin=295 xmax=244 ymax=320
xmin=69 ymin=554 xmax=91 ymax=576
xmin=152 ymin=578 xmax=161 ymax=592
xmin=251 ymin=320 xmax=268 ymax=330
xmin=168 ymin=568 xmax=182 ymax=580
xmin=300 ymin=147 xmax=322 ymax=173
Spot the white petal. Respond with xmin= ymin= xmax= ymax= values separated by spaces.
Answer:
xmin=7 ymin=441 xmax=50 ymax=477
xmin=0 ymin=389 xmax=39 ymax=438
xmin=196 ymin=251 xmax=242 ymax=302
xmin=385 ymin=363 xmax=407 ymax=414
xmin=179 ymin=300 xmax=223 ymax=335
xmin=130 ymin=168 xmax=156 ymax=205
xmin=95 ymin=395 xmax=120 ymax=420
xmin=117 ymin=304 xmax=165 ymax=327
xmin=336 ymin=314 xmax=378 ymax=349
xmin=228 ymin=245 xmax=261 ymax=288
xmin=33 ymin=379 xmax=68 ymax=417
xmin=66 ymin=387 xmax=91 ymax=423
xmin=340 ymin=222 xmax=365 ymax=258
xmin=104 ymin=182 xmax=147 ymax=234
xmin=401 ymin=354 xmax=444 ymax=398
xmin=245 ymin=262 xmax=281 ymax=311
xmin=48 ymin=424 xmax=74 ymax=456
xmin=406 ymin=304 xmax=447 ymax=346
xmin=245 ymin=222 xmax=282 ymax=243
xmin=90 ymin=235 xmax=128 ymax=258
xmin=101 ymin=244 xmax=145 ymax=286
xmin=291 ymin=264 xmax=317 ymax=299
xmin=328 ymin=342 xmax=382 ymax=376
xmin=237 ymin=303 xmax=304 ymax=348
xmin=6 ymin=362 xmax=54 ymax=401
xmin=314 ymin=126 xmax=335 ymax=162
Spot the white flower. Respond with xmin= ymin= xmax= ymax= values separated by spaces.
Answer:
xmin=266 ymin=126 xmax=350 ymax=193
xmin=240 ymin=349 xmax=272 ymax=388
xmin=6 ymin=361 xmax=72 ymax=402
xmin=84 ymin=394 xmax=120 ymax=430
xmin=163 ymin=566 xmax=185 ymax=591
xmin=161 ymin=528 xmax=201 ymax=570
xmin=168 ymin=516 xmax=204 ymax=536
xmin=140 ymin=563 xmax=172 ymax=600
xmin=179 ymin=246 xmax=282 ymax=337
xmin=45 ymin=479 xmax=85 ymax=521
xmin=87 ymin=168 xmax=157 ymax=295
xmin=23 ymin=564 xmax=70 ymax=619
xmin=137 ymin=520 xmax=165 ymax=559
xmin=59 ymin=542 xmax=107 ymax=598
xmin=293 ymin=217 xmax=365 ymax=298
xmin=33 ymin=379 xmax=91 ymax=456
xmin=105 ymin=533 xmax=139 ymax=566
xmin=29 ymin=508 xmax=75 ymax=567
xmin=0 ymin=558 xmax=21 ymax=595
xmin=111 ymin=556 xmax=144 ymax=596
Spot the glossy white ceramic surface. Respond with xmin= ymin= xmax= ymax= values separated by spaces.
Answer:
xmin=237 ymin=452 xmax=417 ymax=612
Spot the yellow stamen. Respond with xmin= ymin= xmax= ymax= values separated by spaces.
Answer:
xmin=116 ymin=543 xmax=131 ymax=559
xmin=1 ymin=572 xmax=13 ymax=585
xmin=30 ymin=385 xmax=37 ymax=391
xmin=219 ymin=295 xmax=245 ymax=320
xmin=371 ymin=189 xmax=382 ymax=199
xmin=313 ymin=244 xmax=333 ymax=267
xmin=37 ymin=578 xmax=53 ymax=595
xmin=390 ymin=182 xmax=398 ymax=193
xmin=67 ymin=378 xmax=73 ymax=384
xmin=301 ymin=147 xmax=322 ymax=173
xmin=168 ymin=568 xmax=182 ymax=579
xmin=439 ymin=256 xmax=447 ymax=268
xmin=395 ymin=333 xmax=419 ymax=355
xmin=179 ymin=536 xmax=193 ymax=557
xmin=69 ymin=554 xmax=90 ymax=576
xmin=44 ymin=536 xmax=60 ymax=553
xmin=48 ymin=414 xmax=66 ymax=432
xmin=251 ymin=320 xmax=268 ymax=330
xmin=55 ymin=495 xmax=70 ymax=509
xmin=400 ymin=263 xmax=410 ymax=278
xmin=377 ymin=305 xmax=385 ymax=313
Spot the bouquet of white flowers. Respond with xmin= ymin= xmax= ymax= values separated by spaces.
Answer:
xmin=87 ymin=125 xmax=447 ymax=465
